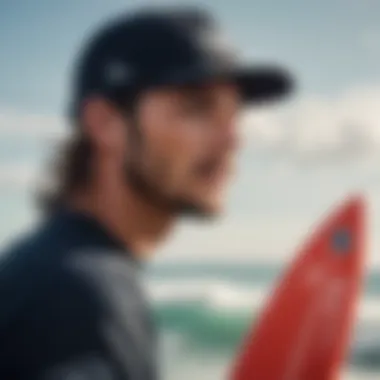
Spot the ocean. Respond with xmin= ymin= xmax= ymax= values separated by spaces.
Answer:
xmin=145 ymin=262 xmax=380 ymax=379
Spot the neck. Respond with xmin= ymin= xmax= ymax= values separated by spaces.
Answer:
xmin=69 ymin=180 xmax=174 ymax=258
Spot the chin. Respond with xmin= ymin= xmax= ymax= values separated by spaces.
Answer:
xmin=180 ymin=198 xmax=225 ymax=220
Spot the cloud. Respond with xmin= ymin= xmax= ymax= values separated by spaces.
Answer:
xmin=0 ymin=107 xmax=67 ymax=140
xmin=0 ymin=165 xmax=39 ymax=188
xmin=241 ymin=85 xmax=380 ymax=164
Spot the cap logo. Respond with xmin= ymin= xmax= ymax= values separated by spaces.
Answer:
xmin=104 ymin=60 xmax=133 ymax=86
xmin=201 ymin=29 xmax=237 ymax=62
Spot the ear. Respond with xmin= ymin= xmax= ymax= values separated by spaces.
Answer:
xmin=81 ymin=96 xmax=128 ymax=154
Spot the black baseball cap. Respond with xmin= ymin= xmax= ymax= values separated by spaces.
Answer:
xmin=70 ymin=7 xmax=294 ymax=115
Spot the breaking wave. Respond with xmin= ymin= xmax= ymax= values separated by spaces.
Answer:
xmin=146 ymin=279 xmax=380 ymax=369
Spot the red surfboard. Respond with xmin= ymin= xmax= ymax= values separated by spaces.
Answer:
xmin=230 ymin=196 xmax=365 ymax=380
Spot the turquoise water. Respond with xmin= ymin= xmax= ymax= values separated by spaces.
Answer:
xmin=146 ymin=262 xmax=380 ymax=379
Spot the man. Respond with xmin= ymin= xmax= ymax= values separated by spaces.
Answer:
xmin=0 ymin=6 xmax=293 ymax=380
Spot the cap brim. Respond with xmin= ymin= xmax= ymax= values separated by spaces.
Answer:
xmin=158 ymin=64 xmax=294 ymax=104
xmin=234 ymin=66 xmax=293 ymax=103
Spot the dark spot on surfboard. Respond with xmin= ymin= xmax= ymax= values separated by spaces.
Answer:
xmin=332 ymin=228 xmax=351 ymax=254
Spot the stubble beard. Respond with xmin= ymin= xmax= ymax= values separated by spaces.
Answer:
xmin=124 ymin=148 xmax=217 ymax=220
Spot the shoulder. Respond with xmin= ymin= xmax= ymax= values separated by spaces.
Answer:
xmin=0 ymin=223 xmax=109 ymax=331
xmin=0 ymin=221 xmax=145 ymax=326
xmin=0 ymin=227 xmax=57 ymax=326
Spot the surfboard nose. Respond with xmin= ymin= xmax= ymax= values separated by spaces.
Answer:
xmin=339 ymin=195 xmax=365 ymax=220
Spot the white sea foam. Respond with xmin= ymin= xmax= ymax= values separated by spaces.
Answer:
xmin=146 ymin=279 xmax=380 ymax=323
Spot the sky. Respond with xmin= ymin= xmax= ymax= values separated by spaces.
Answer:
xmin=0 ymin=0 xmax=380 ymax=266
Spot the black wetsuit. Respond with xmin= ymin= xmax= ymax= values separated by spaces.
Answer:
xmin=0 ymin=209 xmax=157 ymax=380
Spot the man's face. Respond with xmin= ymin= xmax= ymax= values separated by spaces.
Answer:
xmin=126 ymin=82 xmax=241 ymax=217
